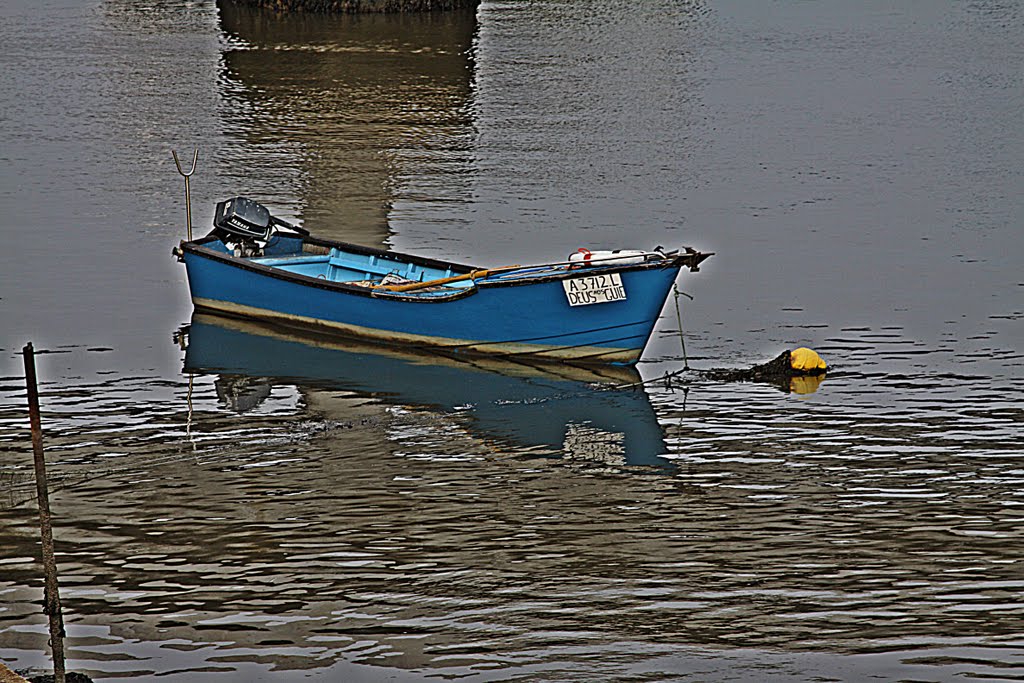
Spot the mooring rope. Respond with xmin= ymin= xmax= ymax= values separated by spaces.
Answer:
xmin=673 ymin=284 xmax=694 ymax=371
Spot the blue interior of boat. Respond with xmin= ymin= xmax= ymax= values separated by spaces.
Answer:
xmin=203 ymin=235 xmax=613 ymax=298
xmin=251 ymin=250 xmax=469 ymax=286
xmin=227 ymin=236 xmax=475 ymax=291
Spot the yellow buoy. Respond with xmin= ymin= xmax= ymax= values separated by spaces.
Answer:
xmin=790 ymin=347 xmax=827 ymax=372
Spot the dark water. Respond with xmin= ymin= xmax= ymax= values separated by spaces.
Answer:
xmin=1 ymin=0 xmax=1022 ymax=680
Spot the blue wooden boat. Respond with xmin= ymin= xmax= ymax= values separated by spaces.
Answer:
xmin=175 ymin=197 xmax=711 ymax=365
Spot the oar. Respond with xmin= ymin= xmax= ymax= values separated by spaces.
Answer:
xmin=379 ymin=265 xmax=522 ymax=293
xmin=377 ymin=248 xmax=681 ymax=293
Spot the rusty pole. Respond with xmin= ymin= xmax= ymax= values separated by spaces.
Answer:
xmin=23 ymin=342 xmax=66 ymax=683
xmin=172 ymin=149 xmax=198 ymax=241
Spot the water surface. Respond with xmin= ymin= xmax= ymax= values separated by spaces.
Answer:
xmin=1 ymin=0 xmax=1022 ymax=680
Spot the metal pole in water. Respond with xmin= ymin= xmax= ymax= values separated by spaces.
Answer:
xmin=22 ymin=343 xmax=66 ymax=683
xmin=172 ymin=149 xmax=199 ymax=241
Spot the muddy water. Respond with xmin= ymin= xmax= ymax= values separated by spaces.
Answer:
xmin=1 ymin=0 xmax=1022 ymax=681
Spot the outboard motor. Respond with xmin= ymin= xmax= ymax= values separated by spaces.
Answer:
xmin=212 ymin=196 xmax=308 ymax=257
xmin=215 ymin=197 xmax=272 ymax=240
xmin=213 ymin=196 xmax=272 ymax=257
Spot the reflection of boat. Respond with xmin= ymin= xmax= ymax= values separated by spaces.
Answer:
xmin=176 ymin=197 xmax=711 ymax=365
xmin=182 ymin=313 xmax=673 ymax=468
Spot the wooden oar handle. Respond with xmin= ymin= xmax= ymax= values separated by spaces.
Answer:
xmin=379 ymin=265 xmax=520 ymax=293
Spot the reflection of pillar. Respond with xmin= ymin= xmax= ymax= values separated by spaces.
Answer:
xmin=232 ymin=0 xmax=479 ymax=11
xmin=218 ymin=1 xmax=477 ymax=246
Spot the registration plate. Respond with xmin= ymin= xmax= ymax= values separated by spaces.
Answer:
xmin=562 ymin=273 xmax=627 ymax=306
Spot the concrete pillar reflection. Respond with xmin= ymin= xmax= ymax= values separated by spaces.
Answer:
xmin=218 ymin=2 xmax=477 ymax=246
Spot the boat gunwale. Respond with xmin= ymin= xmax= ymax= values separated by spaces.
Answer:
xmin=180 ymin=233 xmax=698 ymax=303
xmin=182 ymin=234 xmax=479 ymax=302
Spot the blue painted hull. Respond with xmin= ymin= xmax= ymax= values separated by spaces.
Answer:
xmin=180 ymin=234 xmax=708 ymax=365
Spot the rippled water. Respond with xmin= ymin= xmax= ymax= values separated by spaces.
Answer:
xmin=1 ymin=0 xmax=1022 ymax=681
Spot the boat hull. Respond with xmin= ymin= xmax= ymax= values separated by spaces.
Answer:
xmin=181 ymin=238 xmax=699 ymax=365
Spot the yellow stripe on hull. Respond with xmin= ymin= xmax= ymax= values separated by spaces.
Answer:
xmin=192 ymin=297 xmax=641 ymax=364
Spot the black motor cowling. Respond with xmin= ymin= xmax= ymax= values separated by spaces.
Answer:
xmin=213 ymin=196 xmax=273 ymax=241
xmin=211 ymin=197 xmax=309 ymax=254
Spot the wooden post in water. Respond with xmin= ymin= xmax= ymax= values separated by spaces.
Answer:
xmin=22 ymin=343 xmax=66 ymax=683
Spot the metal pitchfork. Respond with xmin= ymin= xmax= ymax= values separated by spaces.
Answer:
xmin=172 ymin=148 xmax=199 ymax=241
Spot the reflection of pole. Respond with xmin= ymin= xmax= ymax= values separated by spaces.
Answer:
xmin=186 ymin=372 xmax=196 ymax=454
xmin=22 ymin=343 xmax=66 ymax=683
